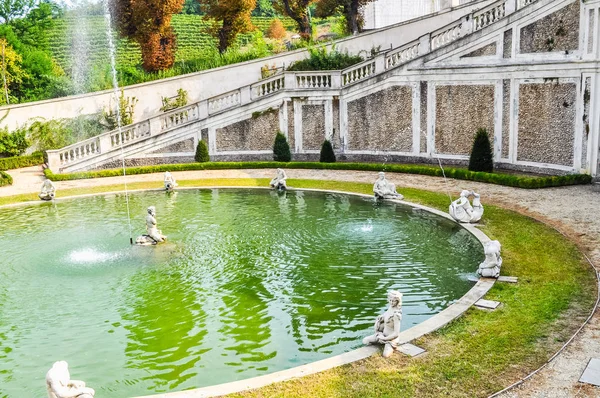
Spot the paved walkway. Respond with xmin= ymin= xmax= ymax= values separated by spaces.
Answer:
xmin=2 ymin=166 xmax=600 ymax=397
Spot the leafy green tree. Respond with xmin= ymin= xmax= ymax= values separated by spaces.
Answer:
xmin=0 ymin=0 xmax=35 ymax=24
xmin=319 ymin=139 xmax=335 ymax=162
xmin=274 ymin=0 xmax=312 ymax=39
xmin=315 ymin=0 xmax=372 ymax=34
xmin=468 ymin=128 xmax=494 ymax=173
xmin=202 ymin=0 xmax=257 ymax=54
xmin=195 ymin=139 xmax=210 ymax=162
xmin=273 ymin=131 xmax=291 ymax=161
xmin=252 ymin=0 xmax=276 ymax=17
xmin=181 ymin=0 xmax=202 ymax=14
xmin=0 ymin=38 xmax=23 ymax=105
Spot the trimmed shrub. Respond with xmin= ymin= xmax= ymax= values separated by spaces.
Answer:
xmin=469 ymin=128 xmax=494 ymax=173
xmin=273 ymin=132 xmax=291 ymax=162
xmin=266 ymin=19 xmax=286 ymax=39
xmin=195 ymin=139 xmax=210 ymax=162
xmin=0 ymin=130 xmax=29 ymax=157
xmin=44 ymin=161 xmax=592 ymax=189
xmin=0 ymin=153 xmax=44 ymax=170
xmin=0 ymin=171 xmax=13 ymax=186
xmin=319 ymin=139 xmax=336 ymax=163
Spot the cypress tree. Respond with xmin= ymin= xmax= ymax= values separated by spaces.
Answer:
xmin=468 ymin=128 xmax=493 ymax=172
xmin=273 ymin=132 xmax=291 ymax=162
xmin=319 ymin=139 xmax=336 ymax=163
xmin=195 ymin=139 xmax=210 ymax=162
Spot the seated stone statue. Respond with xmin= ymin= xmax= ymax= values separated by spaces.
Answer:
xmin=363 ymin=290 xmax=403 ymax=358
xmin=373 ymin=172 xmax=403 ymax=200
xmin=477 ymin=240 xmax=502 ymax=278
xmin=46 ymin=361 xmax=95 ymax=398
xmin=269 ymin=168 xmax=287 ymax=191
xmin=135 ymin=206 xmax=167 ymax=245
xmin=164 ymin=171 xmax=178 ymax=191
xmin=449 ymin=190 xmax=484 ymax=223
xmin=39 ymin=178 xmax=56 ymax=201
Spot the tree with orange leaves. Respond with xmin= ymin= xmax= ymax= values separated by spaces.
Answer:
xmin=110 ymin=0 xmax=184 ymax=72
xmin=202 ymin=0 xmax=257 ymax=54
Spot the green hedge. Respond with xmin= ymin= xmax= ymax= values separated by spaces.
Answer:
xmin=0 ymin=153 xmax=44 ymax=171
xmin=44 ymin=162 xmax=593 ymax=189
xmin=0 ymin=171 xmax=13 ymax=186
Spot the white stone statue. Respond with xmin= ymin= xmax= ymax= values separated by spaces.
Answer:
xmin=269 ymin=168 xmax=287 ymax=191
xmin=39 ymin=178 xmax=56 ymax=201
xmin=449 ymin=190 xmax=484 ymax=223
xmin=164 ymin=171 xmax=178 ymax=191
xmin=363 ymin=290 xmax=403 ymax=358
xmin=477 ymin=240 xmax=502 ymax=278
xmin=46 ymin=361 xmax=95 ymax=398
xmin=373 ymin=172 xmax=403 ymax=200
xmin=135 ymin=206 xmax=167 ymax=245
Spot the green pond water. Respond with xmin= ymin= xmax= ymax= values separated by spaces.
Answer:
xmin=0 ymin=188 xmax=482 ymax=397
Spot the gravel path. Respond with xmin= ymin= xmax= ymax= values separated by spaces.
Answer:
xmin=2 ymin=166 xmax=600 ymax=397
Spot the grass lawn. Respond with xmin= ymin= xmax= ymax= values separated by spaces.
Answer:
xmin=1 ymin=177 xmax=596 ymax=397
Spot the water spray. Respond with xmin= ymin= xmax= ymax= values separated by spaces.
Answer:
xmin=103 ymin=0 xmax=134 ymax=245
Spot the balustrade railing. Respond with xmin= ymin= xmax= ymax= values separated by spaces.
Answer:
xmin=431 ymin=22 xmax=463 ymax=50
xmin=295 ymin=73 xmax=334 ymax=89
xmin=474 ymin=1 xmax=507 ymax=31
xmin=208 ymin=90 xmax=241 ymax=115
xmin=342 ymin=61 xmax=376 ymax=86
xmin=57 ymin=137 xmax=101 ymax=165
xmin=161 ymin=103 xmax=199 ymax=130
xmin=110 ymin=121 xmax=151 ymax=148
xmin=519 ymin=0 xmax=536 ymax=8
xmin=385 ymin=41 xmax=420 ymax=69
xmin=251 ymin=75 xmax=285 ymax=99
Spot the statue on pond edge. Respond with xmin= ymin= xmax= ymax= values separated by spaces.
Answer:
xmin=270 ymin=168 xmax=287 ymax=191
xmin=46 ymin=361 xmax=95 ymax=398
xmin=373 ymin=172 xmax=403 ymax=200
xmin=449 ymin=190 xmax=484 ymax=223
xmin=363 ymin=290 xmax=403 ymax=357
xmin=164 ymin=171 xmax=178 ymax=191
xmin=135 ymin=206 xmax=167 ymax=245
xmin=478 ymin=240 xmax=502 ymax=278
xmin=39 ymin=178 xmax=56 ymax=201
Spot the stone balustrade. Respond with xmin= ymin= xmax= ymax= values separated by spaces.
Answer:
xmin=56 ymin=136 xmax=101 ymax=166
xmin=342 ymin=60 xmax=376 ymax=86
xmin=474 ymin=1 xmax=507 ymax=31
xmin=160 ymin=103 xmax=200 ymax=130
xmin=208 ymin=90 xmax=241 ymax=115
xmin=251 ymin=75 xmax=286 ymax=99
xmin=294 ymin=72 xmax=336 ymax=89
xmin=430 ymin=22 xmax=463 ymax=50
xmin=385 ymin=41 xmax=421 ymax=69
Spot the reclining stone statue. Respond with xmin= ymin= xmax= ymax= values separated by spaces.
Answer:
xmin=449 ymin=190 xmax=484 ymax=223
xmin=46 ymin=361 xmax=95 ymax=398
xmin=373 ymin=172 xmax=403 ymax=200
xmin=477 ymin=240 xmax=502 ymax=278
xmin=164 ymin=171 xmax=178 ymax=191
xmin=269 ymin=168 xmax=288 ymax=191
xmin=363 ymin=290 xmax=403 ymax=357
xmin=39 ymin=178 xmax=56 ymax=201
xmin=135 ymin=206 xmax=167 ymax=245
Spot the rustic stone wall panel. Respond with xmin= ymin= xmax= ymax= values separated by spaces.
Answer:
xmin=461 ymin=42 xmax=497 ymax=58
xmin=149 ymin=138 xmax=195 ymax=154
xmin=302 ymin=104 xmax=325 ymax=150
xmin=517 ymin=82 xmax=575 ymax=166
xmin=519 ymin=1 xmax=580 ymax=54
xmin=287 ymin=102 xmax=295 ymax=152
xmin=582 ymin=77 xmax=591 ymax=169
xmin=420 ymin=82 xmax=428 ymax=153
xmin=347 ymin=86 xmax=413 ymax=152
xmin=332 ymin=99 xmax=341 ymax=149
xmin=588 ymin=9 xmax=595 ymax=54
xmin=216 ymin=110 xmax=279 ymax=151
xmin=502 ymin=79 xmax=511 ymax=158
xmin=435 ymin=85 xmax=495 ymax=155
xmin=503 ymin=29 xmax=512 ymax=58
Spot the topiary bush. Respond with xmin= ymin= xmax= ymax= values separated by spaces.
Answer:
xmin=273 ymin=132 xmax=291 ymax=162
xmin=469 ymin=128 xmax=494 ymax=173
xmin=319 ymin=139 xmax=336 ymax=163
xmin=195 ymin=139 xmax=210 ymax=162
